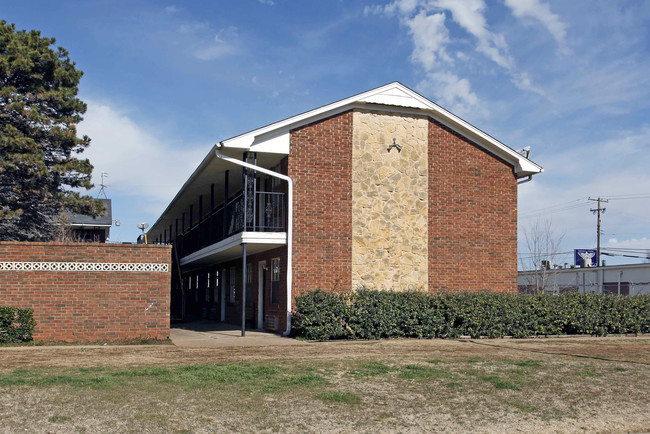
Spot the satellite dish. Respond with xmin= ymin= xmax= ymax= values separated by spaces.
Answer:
xmin=137 ymin=222 xmax=149 ymax=230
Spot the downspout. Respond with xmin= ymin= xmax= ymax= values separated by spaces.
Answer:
xmin=215 ymin=144 xmax=294 ymax=336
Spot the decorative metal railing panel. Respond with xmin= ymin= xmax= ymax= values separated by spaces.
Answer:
xmin=178 ymin=191 xmax=286 ymax=258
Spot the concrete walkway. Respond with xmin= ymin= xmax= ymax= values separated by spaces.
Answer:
xmin=170 ymin=320 xmax=304 ymax=347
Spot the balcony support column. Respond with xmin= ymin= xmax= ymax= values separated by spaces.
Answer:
xmin=241 ymin=242 xmax=247 ymax=337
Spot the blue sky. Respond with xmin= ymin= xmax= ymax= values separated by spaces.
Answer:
xmin=5 ymin=0 xmax=650 ymax=267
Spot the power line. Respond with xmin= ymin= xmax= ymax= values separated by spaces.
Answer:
xmin=601 ymin=251 xmax=650 ymax=259
xmin=519 ymin=202 xmax=590 ymax=219
xmin=519 ymin=198 xmax=587 ymax=216
xmin=604 ymin=193 xmax=650 ymax=199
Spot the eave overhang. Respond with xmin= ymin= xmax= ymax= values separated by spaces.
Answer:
xmin=149 ymin=81 xmax=543 ymax=237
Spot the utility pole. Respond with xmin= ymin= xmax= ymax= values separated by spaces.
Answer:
xmin=589 ymin=197 xmax=608 ymax=266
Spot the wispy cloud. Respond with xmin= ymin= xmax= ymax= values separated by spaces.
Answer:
xmin=164 ymin=5 xmax=179 ymax=14
xmin=259 ymin=0 xmax=275 ymax=5
xmin=504 ymin=0 xmax=569 ymax=54
xmin=364 ymin=0 xmax=556 ymax=108
xmin=405 ymin=11 xmax=450 ymax=69
xmin=416 ymin=71 xmax=485 ymax=117
xmin=194 ymin=26 xmax=239 ymax=60
xmin=431 ymin=0 xmax=513 ymax=69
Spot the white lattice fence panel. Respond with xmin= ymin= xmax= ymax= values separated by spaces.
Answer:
xmin=0 ymin=262 xmax=169 ymax=273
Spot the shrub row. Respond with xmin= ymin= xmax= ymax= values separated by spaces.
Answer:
xmin=292 ymin=289 xmax=650 ymax=340
xmin=0 ymin=307 xmax=35 ymax=343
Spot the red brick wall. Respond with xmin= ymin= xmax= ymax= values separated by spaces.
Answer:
xmin=428 ymin=120 xmax=518 ymax=292
xmin=0 ymin=242 xmax=171 ymax=342
xmin=288 ymin=111 xmax=353 ymax=295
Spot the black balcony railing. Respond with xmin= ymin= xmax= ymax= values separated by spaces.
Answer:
xmin=177 ymin=191 xmax=286 ymax=258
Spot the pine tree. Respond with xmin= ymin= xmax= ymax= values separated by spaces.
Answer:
xmin=0 ymin=21 xmax=102 ymax=241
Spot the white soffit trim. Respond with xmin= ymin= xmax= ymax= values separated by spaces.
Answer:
xmin=180 ymin=231 xmax=287 ymax=266
xmin=220 ymin=82 xmax=542 ymax=176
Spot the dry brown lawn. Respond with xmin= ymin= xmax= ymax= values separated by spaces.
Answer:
xmin=0 ymin=336 xmax=649 ymax=433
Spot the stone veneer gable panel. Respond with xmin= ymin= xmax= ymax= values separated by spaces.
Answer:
xmin=352 ymin=110 xmax=429 ymax=291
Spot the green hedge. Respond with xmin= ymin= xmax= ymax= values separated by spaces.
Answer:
xmin=292 ymin=290 xmax=650 ymax=340
xmin=0 ymin=307 xmax=36 ymax=343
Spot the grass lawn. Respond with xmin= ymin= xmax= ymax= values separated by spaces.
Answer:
xmin=0 ymin=337 xmax=648 ymax=433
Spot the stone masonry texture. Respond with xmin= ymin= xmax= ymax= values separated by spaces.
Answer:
xmin=288 ymin=111 xmax=353 ymax=295
xmin=352 ymin=110 xmax=429 ymax=291
xmin=0 ymin=242 xmax=171 ymax=342
xmin=428 ymin=119 xmax=518 ymax=292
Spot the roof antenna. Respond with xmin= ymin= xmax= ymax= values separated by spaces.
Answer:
xmin=97 ymin=171 xmax=109 ymax=199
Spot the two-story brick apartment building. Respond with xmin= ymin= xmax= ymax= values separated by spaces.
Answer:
xmin=147 ymin=82 xmax=542 ymax=334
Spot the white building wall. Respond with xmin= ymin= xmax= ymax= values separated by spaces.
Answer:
xmin=518 ymin=263 xmax=650 ymax=296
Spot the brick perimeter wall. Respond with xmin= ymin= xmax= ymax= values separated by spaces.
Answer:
xmin=0 ymin=242 xmax=171 ymax=342
xmin=428 ymin=120 xmax=518 ymax=292
xmin=288 ymin=111 xmax=353 ymax=295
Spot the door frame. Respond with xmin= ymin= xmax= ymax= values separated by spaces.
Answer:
xmin=257 ymin=261 xmax=266 ymax=329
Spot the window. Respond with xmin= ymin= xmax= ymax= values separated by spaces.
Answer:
xmin=229 ymin=266 xmax=236 ymax=303
xmin=214 ymin=270 xmax=220 ymax=302
xmin=194 ymin=274 xmax=199 ymax=302
xmin=205 ymin=273 xmax=211 ymax=302
xmin=271 ymin=258 xmax=280 ymax=304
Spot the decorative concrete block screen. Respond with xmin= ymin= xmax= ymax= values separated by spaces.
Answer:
xmin=0 ymin=241 xmax=171 ymax=342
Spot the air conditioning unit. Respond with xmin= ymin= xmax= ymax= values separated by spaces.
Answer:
xmin=264 ymin=315 xmax=278 ymax=330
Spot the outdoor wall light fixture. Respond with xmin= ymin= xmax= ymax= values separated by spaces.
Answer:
xmin=387 ymin=138 xmax=402 ymax=153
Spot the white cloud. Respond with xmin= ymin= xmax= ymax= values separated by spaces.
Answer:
xmin=194 ymin=26 xmax=239 ymax=61
xmin=78 ymin=101 xmax=206 ymax=211
xmin=431 ymin=0 xmax=513 ymax=69
xmin=606 ymin=238 xmax=650 ymax=249
xmin=164 ymin=5 xmax=179 ymax=14
xmin=504 ymin=0 xmax=569 ymax=53
xmin=259 ymin=0 xmax=275 ymax=5
xmin=364 ymin=0 xmax=545 ymax=113
xmin=405 ymin=11 xmax=450 ymax=69
xmin=416 ymin=72 xmax=485 ymax=118
xmin=512 ymin=71 xmax=546 ymax=96
xmin=365 ymin=0 xmax=421 ymax=17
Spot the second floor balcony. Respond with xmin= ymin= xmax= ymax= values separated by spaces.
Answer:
xmin=177 ymin=190 xmax=286 ymax=259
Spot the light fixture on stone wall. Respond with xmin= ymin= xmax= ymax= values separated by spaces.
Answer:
xmin=387 ymin=138 xmax=402 ymax=153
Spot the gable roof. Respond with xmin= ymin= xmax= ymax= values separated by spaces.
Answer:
xmin=148 ymin=82 xmax=542 ymax=238
xmin=220 ymin=81 xmax=542 ymax=177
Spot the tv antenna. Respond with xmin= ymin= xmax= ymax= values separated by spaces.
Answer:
xmin=97 ymin=171 xmax=109 ymax=199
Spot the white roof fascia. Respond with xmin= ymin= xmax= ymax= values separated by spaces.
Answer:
xmin=220 ymin=82 xmax=542 ymax=177
xmin=220 ymin=83 xmax=412 ymax=151
xmin=180 ymin=231 xmax=287 ymax=266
